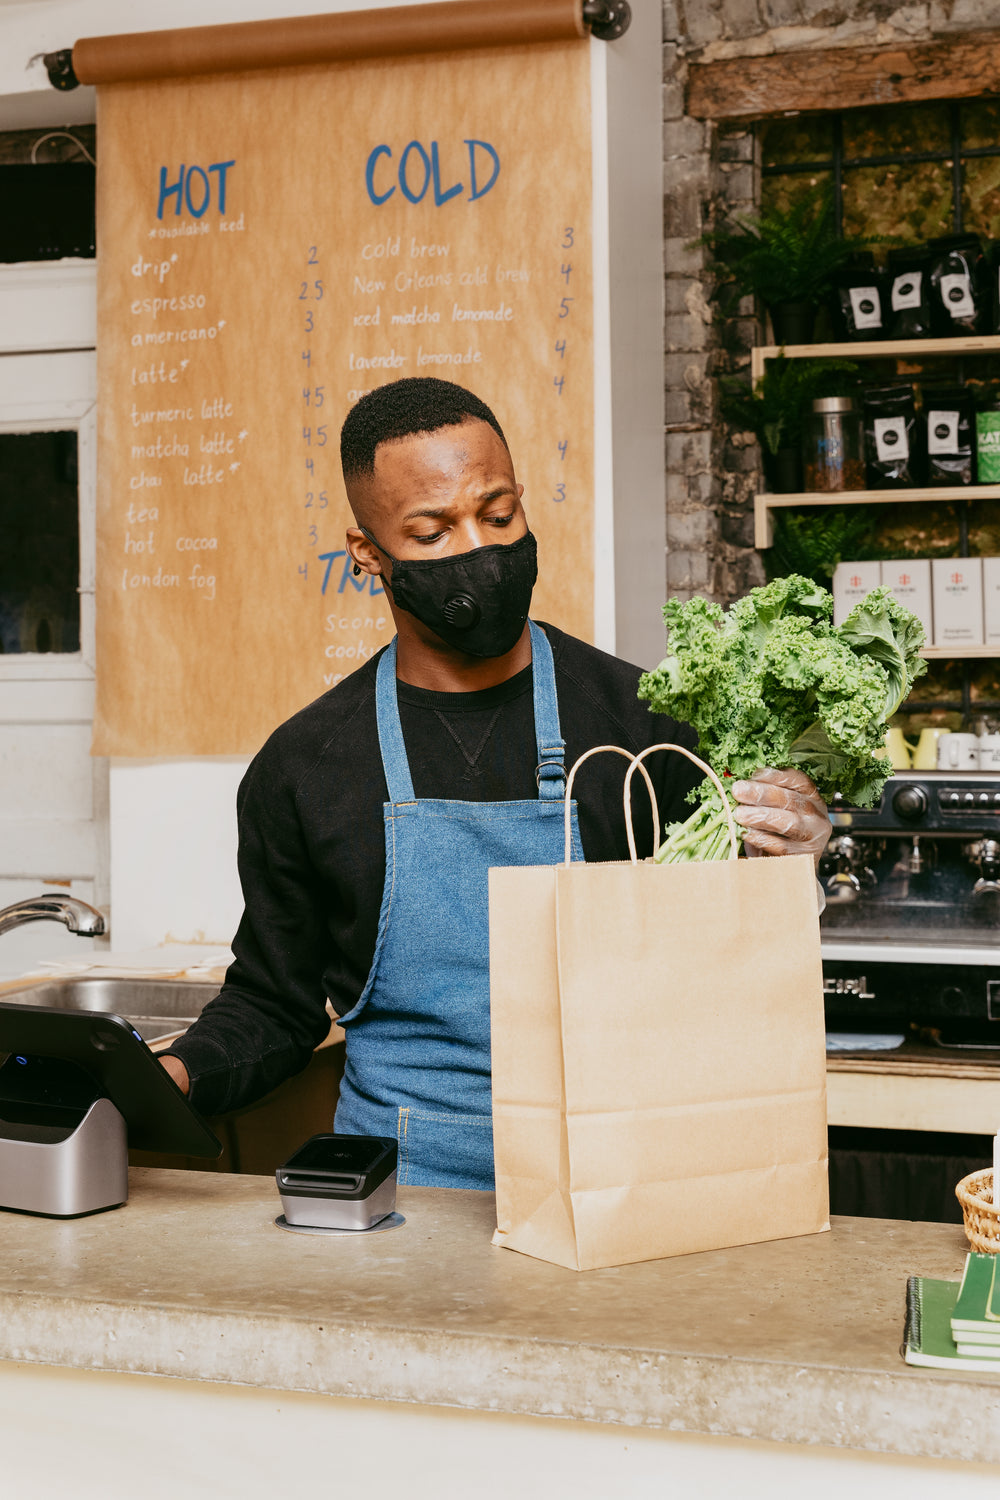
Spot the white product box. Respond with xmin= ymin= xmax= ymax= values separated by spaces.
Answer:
xmin=984 ymin=558 xmax=1000 ymax=647
xmin=881 ymin=558 xmax=933 ymax=642
xmin=931 ymin=557 xmax=983 ymax=646
xmin=832 ymin=561 xmax=882 ymax=626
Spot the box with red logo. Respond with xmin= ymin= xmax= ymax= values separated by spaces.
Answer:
xmin=881 ymin=558 xmax=933 ymax=642
xmin=983 ymin=557 xmax=1000 ymax=647
xmin=931 ymin=557 xmax=983 ymax=646
xmin=832 ymin=560 xmax=881 ymax=627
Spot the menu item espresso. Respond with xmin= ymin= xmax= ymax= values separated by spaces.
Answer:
xmin=863 ymin=384 xmax=922 ymax=488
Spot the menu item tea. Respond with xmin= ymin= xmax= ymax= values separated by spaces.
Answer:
xmin=887 ymin=245 xmax=933 ymax=340
xmin=923 ymin=384 xmax=975 ymax=486
xmin=831 ymin=253 xmax=886 ymax=342
xmin=928 ymin=234 xmax=987 ymax=337
xmin=863 ymin=384 xmax=922 ymax=488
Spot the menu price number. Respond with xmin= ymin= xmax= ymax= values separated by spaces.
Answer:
xmin=296 ymin=244 xmax=331 ymax=583
xmin=551 ymin=230 xmax=576 ymax=503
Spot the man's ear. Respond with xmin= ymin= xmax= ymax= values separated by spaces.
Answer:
xmin=346 ymin=527 xmax=383 ymax=577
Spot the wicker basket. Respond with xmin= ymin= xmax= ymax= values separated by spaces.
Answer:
xmin=956 ymin=1169 xmax=1000 ymax=1254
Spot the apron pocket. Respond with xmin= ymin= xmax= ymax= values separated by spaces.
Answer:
xmin=397 ymin=1107 xmax=494 ymax=1191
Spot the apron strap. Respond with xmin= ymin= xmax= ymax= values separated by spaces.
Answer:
xmin=375 ymin=622 xmax=567 ymax=805
xmin=528 ymin=620 xmax=567 ymax=803
xmin=375 ymin=639 xmax=416 ymax=803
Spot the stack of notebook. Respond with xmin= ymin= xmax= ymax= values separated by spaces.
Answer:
xmin=904 ymin=1252 xmax=1000 ymax=1370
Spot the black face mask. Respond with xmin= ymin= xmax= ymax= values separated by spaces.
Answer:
xmin=360 ymin=527 xmax=537 ymax=658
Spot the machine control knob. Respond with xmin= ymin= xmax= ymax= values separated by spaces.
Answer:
xmin=964 ymin=791 xmax=977 ymax=807
xmin=993 ymin=792 xmax=1000 ymax=808
xmin=893 ymin=785 xmax=928 ymax=821
xmin=979 ymin=792 xmax=993 ymax=807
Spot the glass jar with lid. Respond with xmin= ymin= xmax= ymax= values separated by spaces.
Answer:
xmin=803 ymin=396 xmax=865 ymax=493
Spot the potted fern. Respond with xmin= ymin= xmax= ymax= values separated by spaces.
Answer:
xmin=700 ymin=189 xmax=865 ymax=345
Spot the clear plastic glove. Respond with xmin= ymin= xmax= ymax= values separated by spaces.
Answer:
xmin=730 ymin=767 xmax=832 ymax=863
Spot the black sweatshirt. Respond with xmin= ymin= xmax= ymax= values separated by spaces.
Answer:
xmin=165 ymin=624 xmax=701 ymax=1116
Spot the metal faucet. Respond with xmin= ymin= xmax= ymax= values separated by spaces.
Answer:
xmin=0 ymin=894 xmax=106 ymax=939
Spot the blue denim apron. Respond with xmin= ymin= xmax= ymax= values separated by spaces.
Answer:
xmin=334 ymin=619 xmax=583 ymax=1189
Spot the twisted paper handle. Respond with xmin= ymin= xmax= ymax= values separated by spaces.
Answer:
xmin=562 ymin=745 xmax=659 ymax=867
xmin=623 ymin=743 xmax=739 ymax=864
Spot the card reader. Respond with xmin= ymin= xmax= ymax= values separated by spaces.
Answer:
xmin=275 ymin=1134 xmax=398 ymax=1230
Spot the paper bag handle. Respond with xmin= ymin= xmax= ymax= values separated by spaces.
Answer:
xmin=563 ymin=746 xmax=659 ymax=866
xmin=623 ymin=744 xmax=740 ymax=864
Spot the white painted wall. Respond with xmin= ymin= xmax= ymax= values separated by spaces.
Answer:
xmin=108 ymin=758 xmax=248 ymax=948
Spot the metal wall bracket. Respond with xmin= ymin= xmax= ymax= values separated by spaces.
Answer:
xmin=43 ymin=49 xmax=80 ymax=90
xmin=582 ymin=0 xmax=631 ymax=40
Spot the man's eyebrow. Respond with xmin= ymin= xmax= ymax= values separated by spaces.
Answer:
xmin=401 ymin=486 xmax=515 ymax=522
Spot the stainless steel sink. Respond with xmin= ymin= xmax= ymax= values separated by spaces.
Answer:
xmin=0 ymin=978 xmax=218 ymax=1042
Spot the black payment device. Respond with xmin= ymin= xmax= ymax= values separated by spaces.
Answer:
xmin=276 ymin=1133 xmax=399 ymax=1232
xmin=0 ymin=1003 xmax=221 ymax=1218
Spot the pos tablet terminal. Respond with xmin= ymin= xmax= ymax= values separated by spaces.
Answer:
xmin=0 ymin=1003 xmax=221 ymax=1218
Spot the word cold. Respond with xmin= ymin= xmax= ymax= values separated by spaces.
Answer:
xmin=365 ymin=140 xmax=499 ymax=207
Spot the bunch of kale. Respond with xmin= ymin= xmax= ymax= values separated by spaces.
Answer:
xmin=637 ymin=575 xmax=927 ymax=863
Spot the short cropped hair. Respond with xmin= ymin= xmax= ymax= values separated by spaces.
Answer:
xmin=340 ymin=377 xmax=508 ymax=482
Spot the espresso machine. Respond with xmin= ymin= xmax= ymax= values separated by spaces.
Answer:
xmin=819 ymin=771 xmax=1000 ymax=1045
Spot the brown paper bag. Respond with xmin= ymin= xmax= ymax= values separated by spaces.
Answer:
xmin=489 ymin=744 xmax=829 ymax=1271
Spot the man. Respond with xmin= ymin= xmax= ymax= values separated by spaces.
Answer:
xmin=160 ymin=378 xmax=830 ymax=1187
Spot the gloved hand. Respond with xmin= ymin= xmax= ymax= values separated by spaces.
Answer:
xmin=730 ymin=767 xmax=832 ymax=863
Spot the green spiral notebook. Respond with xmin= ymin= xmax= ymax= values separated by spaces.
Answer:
xmin=952 ymin=1252 xmax=1000 ymax=1339
xmin=903 ymin=1274 xmax=1000 ymax=1373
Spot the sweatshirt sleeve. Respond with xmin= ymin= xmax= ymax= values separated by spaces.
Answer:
xmin=162 ymin=738 xmax=336 ymax=1118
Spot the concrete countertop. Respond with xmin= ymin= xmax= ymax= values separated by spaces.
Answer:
xmin=0 ymin=1168 xmax=996 ymax=1464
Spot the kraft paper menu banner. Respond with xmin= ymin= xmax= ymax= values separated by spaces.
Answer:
xmin=93 ymin=39 xmax=593 ymax=756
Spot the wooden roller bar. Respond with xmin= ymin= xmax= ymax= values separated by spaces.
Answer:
xmin=72 ymin=0 xmax=586 ymax=85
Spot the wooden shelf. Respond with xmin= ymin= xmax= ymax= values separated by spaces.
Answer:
xmin=920 ymin=646 xmax=998 ymax=660
xmin=754 ymin=485 xmax=1000 ymax=548
xmin=751 ymin=334 xmax=1000 ymax=382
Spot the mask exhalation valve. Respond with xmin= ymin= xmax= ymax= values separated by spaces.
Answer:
xmin=442 ymin=594 xmax=481 ymax=630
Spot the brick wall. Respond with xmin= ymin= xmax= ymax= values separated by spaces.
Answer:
xmin=661 ymin=0 xmax=1000 ymax=605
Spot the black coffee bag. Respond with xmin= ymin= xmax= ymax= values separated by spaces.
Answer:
xmin=863 ymin=384 xmax=923 ymax=487
xmin=922 ymin=383 xmax=975 ymax=486
xmin=831 ymin=252 xmax=887 ymax=342
xmin=886 ymin=246 xmax=933 ymax=340
xmin=928 ymin=234 xmax=987 ymax=337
